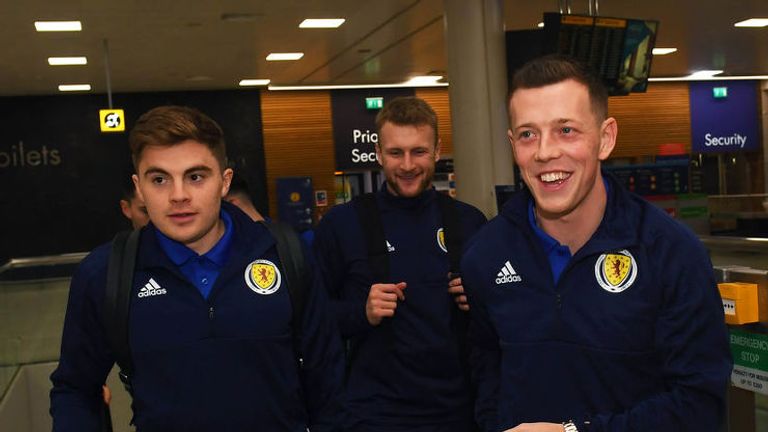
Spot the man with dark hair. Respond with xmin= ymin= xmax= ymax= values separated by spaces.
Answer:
xmin=119 ymin=174 xmax=150 ymax=229
xmin=51 ymin=105 xmax=344 ymax=431
xmin=224 ymin=173 xmax=265 ymax=222
xmin=314 ymin=96 xmax=487 ymax=431
xmin=461 ymin=55 xmax=731 ymax=432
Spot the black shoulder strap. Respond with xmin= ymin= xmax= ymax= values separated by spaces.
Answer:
xmin=352 ymin=193 xmax=389 ymax=282
xmin=261 ymin=221 xmax=309 ymax=367
xmin=436 ymin=192 xmax=463 ymax=274
xmin=104 ymin=229 xmax=140 ymax=394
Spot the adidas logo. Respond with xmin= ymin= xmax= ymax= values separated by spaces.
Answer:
xmin=496 ymin=261 xmax=522 ymax=284
xmin=386 ymin=241 xmax=395 ymax=252
xmin=138 ymin=278 xmax=167 ymax=298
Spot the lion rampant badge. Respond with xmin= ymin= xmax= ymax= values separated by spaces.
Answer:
xmin=244 ymin=259 xmax=281 ymax=295
xmin=594 ymin=250 xmax=637 ymax=293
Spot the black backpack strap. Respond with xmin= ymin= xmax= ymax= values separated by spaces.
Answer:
xmin=104 ymin=229 xmax=140 ymax=395
xmin=436 ymin=192 xmax=463 ymax=275
xmin=261 ymin=221 xmax=309 ymax=368
xmin=352 ymin=193 xmax=389 ymax=282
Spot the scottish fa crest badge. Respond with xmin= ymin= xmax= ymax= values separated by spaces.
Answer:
xmin=245 ymin=259 xmax=281 ymax=295
xmin=595 ymin=250 xmax=637 ymax=293
xmin=437 ymin=227 xmax=447 ymax=253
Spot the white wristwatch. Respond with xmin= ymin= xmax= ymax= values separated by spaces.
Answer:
xmin=562 ymin=421 xmax=579 ymax=432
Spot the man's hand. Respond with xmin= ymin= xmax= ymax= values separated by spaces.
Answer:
xmin=366 ymin=282 xmax=406 ymax=325
xmin=448 ymin=275 xmax=469 ymax=311
xmin=506 ymin=423 xmax=565 ymax=432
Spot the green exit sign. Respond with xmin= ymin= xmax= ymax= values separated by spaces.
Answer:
xmin=365 ymin=97 xmax=383 ymax=110
xmin=713 ymin=87 xmax=728 ymax=98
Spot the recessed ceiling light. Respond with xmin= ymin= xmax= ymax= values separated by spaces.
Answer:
xmin=299 ymin=18 xmax=345 ymax=28
xmin=687 ymin=70 xmax=724 ymax=79
xmin=268 ymin=77 xmax=449 ymax=91
xmin=239 ymin=79 xmax=271 ymax=86
xmin=35 ymin=21 xmax=82 ymax=32
xmin=652 ymin=48 xmax=677 ymax=55
xmin=650 ymin=74 xmax=768 ymax=82
xmin=734 ymin=18 xmax=768 ymax=28
xmin=58 ymin=84 xmax=91 ymax=92
xmin=266 ymin=53 xmax=304 ymax=61
xmin=48 ymin=56 xmax=87 ymax=66
xmin=405 ymin=75 xmax=443 ymax=86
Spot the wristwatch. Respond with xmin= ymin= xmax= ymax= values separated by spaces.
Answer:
xmin=562 ymin=421 xmax=579 ymax=432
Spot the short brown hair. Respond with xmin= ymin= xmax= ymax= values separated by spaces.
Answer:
xmin=509 ymin=54 xmax=608 ymax=121
xmin=129 ymin=105 xmax=227 ymax=169
xmin=375 ymin=96 xmax=438 ymax=146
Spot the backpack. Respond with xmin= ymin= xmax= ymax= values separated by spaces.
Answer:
xmin=102 ymin=221 xmax=309 ymax=395
xmin=352 ymin=191 xmax=463 ymax=281
xmin=350 ymin=191 xmax=469 ymax=367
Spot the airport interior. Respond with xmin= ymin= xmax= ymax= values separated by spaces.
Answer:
xmin=1 ymin=0 xmax=768 ymax=430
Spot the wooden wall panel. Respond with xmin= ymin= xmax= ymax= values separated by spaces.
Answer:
xmin=608 ymin=82 xmax=691 ymax=158
xmin=260 ymin=91 xmax=335 ymax=220
xmin=416 ymin=88 xmax=453 ymax=155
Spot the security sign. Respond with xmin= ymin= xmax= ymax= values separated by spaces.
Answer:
xmin=595 ymin=250 xmax=637 ymax=293
xmin=99 ymin=109 xmax=125 ymax=132
xmin=245 ymin=259 xmax=281 ymax=295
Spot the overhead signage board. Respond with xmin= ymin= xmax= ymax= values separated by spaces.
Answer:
xmin=331 ymin=88 xmax=414 ymax=170
xmin=690 ymin=81 xmax=759 ymax=153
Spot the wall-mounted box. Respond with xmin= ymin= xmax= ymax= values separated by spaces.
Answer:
xmin=719 ymin=282 xmax=760 ymax=325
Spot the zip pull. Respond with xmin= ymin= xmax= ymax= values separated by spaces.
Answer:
xmin=208 ymin=306 xmax=215 ymax=319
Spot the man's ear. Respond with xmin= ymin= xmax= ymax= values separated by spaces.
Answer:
xmin=221 ymin=168 xmax=234 ymax=197
xmin=375 ymin=143 xmax=383 ymax=166
xmin=119 ymin=200 xmax=131 ymax=219
xmin=598 ymin=117 xmax=618 ymax=161
xmin=434 ymin=138 xmax=442 ymax=162
xmin=131 ymin=174 xmax=145 ymax=202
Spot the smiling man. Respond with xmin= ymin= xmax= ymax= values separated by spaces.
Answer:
xmin=50 ymin=106 xmax=344 ymax=431
xmin=313 ymin=97 xmax=486 ymax=431
xmin=461 ymin=55 xmax=731 ymax=432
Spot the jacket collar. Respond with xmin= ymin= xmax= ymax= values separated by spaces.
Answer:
xmin=135 ymin=201 xmax=275 ymax=275
xmin=501 ymin=172 xmax=641 ymax=257
xmin=376 ymin=183 xmax=437 ymax=211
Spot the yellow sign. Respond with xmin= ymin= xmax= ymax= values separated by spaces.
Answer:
xmin=99 ymin=109 xmax=125 ymax=132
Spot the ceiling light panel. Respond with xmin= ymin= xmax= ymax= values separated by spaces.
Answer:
xmin=299 ymin=18 xmax=345 ymax=28
xmin=35 ymin=21 xmax=82 ymax=32
xmin=734 ymin=18 xmax=768 ymax=28
xmin=58 ymin=84 xmax=91 ymax=92
xmin=652 ymin=48 xmax=677 ymax=55
xmin=239 ymin=79 xmax=271 ymax=86
xmin=48 ymin=57 xmax=87 ymax=66
xmin=266 ymin=53 xmax=304 ymax=61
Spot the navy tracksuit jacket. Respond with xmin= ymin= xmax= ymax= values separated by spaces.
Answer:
xmin=50 ymin=202 xmax=345 ymax=431
xmin=462 ymin=173 xmax=732 ymax=432
xmin=313 ymin=188 xmax=487 ymax=431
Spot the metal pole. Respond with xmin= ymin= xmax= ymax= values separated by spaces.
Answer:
xmin=566 ymin=0 xmax=572 ymax=14
xmin=103 ymin=39 xmax=113 ymax=109
xmin=558 ymin=0 xmax=565 ymax=14
xmin=588 ymin=0 xmax=593 ymax=16
xmin=594 ymin=0 xmax=600 ymax=16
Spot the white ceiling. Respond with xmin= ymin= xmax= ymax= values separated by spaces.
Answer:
xmin=1 ymin=0 xmax=767 ymax=96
